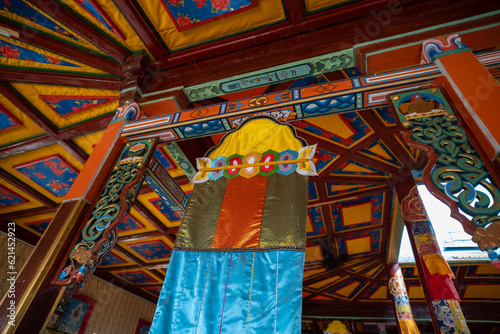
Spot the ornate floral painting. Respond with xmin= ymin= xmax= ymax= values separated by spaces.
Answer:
xmin=45 ymin=294 xmax=95 ymax=334
xmin=161 ymin=0 xmax=257 ymax=31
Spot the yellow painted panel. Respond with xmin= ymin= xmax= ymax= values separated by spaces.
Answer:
xmin=72 ymin=130 xmax=105 ymax=156
xmin=304 ymin=268 xmax=326 ymax=278
xmin=341 ymin=163 xmax=378 ymax=174
xmin=307 ymin=114 xmax=354 ymax=140
xmin=0 ymin=6 xmax=103 ymax=53
xmin=306 ymin=214 xmax=314 ymax=233
xmin=0 ymin=143 xmax=84 ymax=203
xmin=117 ymin=208 xmax=158 ymax=237
xmin=368 ymin=143 xmax=392 ymax=160
xmin=305 ymin=245 xmax=323 ymax=263
xmin=408 ymin=285 xmax=425 ymax=299
xmin=0 ymin=92 xmax=45 ymax=147
xmin=341 ymin=202 xmax=372 ymax=226
xmin=463 ymin=284 xmax=500 ymax=300
xmin=137 ymin=192 xmax=182 ymax=228
xmin=15 ymin=212 xmax=55 ymax=236
xmin=370 ymin=286 xmax=388 ymax=299
xmin=334 ymin=281 xmax=360 ymax=297
xmin=0 ymin=178 xmax=43 ymax=214
xmin=345 ymin=236 xmax=371 ymax=255
xmin=10 ymin=83 xmax=119 ymax=129
xmin=308 ymin=276 xmax=342 ymax=290
xmin=364 ymin=264 xmax=383 ymax=277
xmin=58 ymin=0 xmax=152 ymax=59
xmin=138 ymin=0 xmax=286 ymax=51
xmin=305 ymin=0 xmax=352 ymax=13
xmin=474 ymin=264 xmax=500 ymax=276
xmin=118 ymin=235 xmax=175 ymax=264
xmin=0 ymin=35 xmax=107 ymax=74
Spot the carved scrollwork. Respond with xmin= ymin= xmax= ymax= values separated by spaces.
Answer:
xmin=389 ymin=88 xmax=500 ymax=247
xmin=53 ymin=139 xmax=156 ymax=294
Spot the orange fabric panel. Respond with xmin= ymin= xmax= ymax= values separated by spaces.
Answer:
xmin=212 ymin=175 xmax=268 ymax=249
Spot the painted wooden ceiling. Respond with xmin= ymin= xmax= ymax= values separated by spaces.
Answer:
xmin=1 ymin=0 xmax=500 ymax=331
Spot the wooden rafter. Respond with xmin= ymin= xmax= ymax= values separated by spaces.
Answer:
xmin=113 ymin=0 xmax=170 ymax=61
xmin=29 ymin=0 xmax=130 ymax=61
xmin=0 ymin=17 xmax=121 ymax=76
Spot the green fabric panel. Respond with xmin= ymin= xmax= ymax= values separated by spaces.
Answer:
xmin=175 ymin=177 xmax=228 ymax=249
xmin=259 ymin=173 xmax=308 ymax=249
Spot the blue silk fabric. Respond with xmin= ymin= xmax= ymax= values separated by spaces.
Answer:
xmin=150 ymin=249 xmax=304 ymax=333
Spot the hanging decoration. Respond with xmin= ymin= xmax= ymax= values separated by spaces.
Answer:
xmin=150 ymin=116 xmax=316 ymax=333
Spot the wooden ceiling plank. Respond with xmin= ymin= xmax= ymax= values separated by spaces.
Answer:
xmin=0 ymin=17 xmax=121 ymax=76
xmin=322 ymin=176 xmax=389 ymax=185
xmin=308 ymin=185 xmax=389 ymax=208
xmin=351 ymin=264 xmax=386 ymax=302
xmin=113 ymin=0 xmax=170 ymax=61
xmin=0 ymin=168 xmax=57 ymax=208
xmin=57 ymin=115 xmax=114 ymax=140
xmin=0 ymin=82 xmax=58 ymax=137
xmin=0 ymin=68 xmax=120 ymax=89
xmin=29 ymin=0 xmax=130 ymax=61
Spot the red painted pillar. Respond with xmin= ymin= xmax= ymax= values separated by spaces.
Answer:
xmin=421 ymin=33 xmax=500 ymax=162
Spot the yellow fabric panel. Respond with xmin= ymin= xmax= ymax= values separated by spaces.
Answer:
xmin=399 ymin=319 xmax=420 ymax=334
xmin=180 ymin=182 xmax=193 ymax=193
xmin=0 ymin=5 xmax=103 ymax=54
xmin=71 ymin=130 xmax=105 ymax=156
xmin=138 ymin=0 xmax=286 ymax=51
xmin=58 ymin=0 xmax=153 ymax=59
xmin=10 ymin=83 xmax=119 ymax=129
xmin=0 ymin=35 xmax=107 ymax=74
xmin=304 ymin=0 xmax=352 ymax=13
xmin=463 ymin=284 xmax=500 ymax=300
xmin=307 ymin=114 xmax=354 ymax=140
xmin=334 ymin=280 xmax=360 ymax=298
xmin=423 ymin=253 xmax=454 ymax=277
xmin=208 ymin=118 xmax=303 ymax=158
xmin=0 ymin=92 xmax=45 ymax=147
xmin=0 ymin=178 xmax=43 ymax=214
xmin=0 ymin=143 xmax=84 ymax=203
xmin=341 ymin=202 xmax=372 ymax=226
xmin=370 ymin=285 xmax=387 ymax=299
xmin=345 ymin=236 xmax=371 ymax=255
xmin=136 ymin=191 xmax=182 ymax=229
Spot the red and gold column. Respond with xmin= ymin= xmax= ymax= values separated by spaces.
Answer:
xmin=397 ymin=182 xmax=470 ymax=334
xmin=387 ymin=263 xmax=419 ymax=334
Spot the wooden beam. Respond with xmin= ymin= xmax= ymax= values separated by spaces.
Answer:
xmin=0 ymin=207 xmax=58 ymax=222
xmin=151 ymin=0 xmax=499 ymax=89
xmin=0 ymin=17 xmax=121 ymax=76
xmin=57 ymin=139 xmax=88 ymax=165
xmin=0 ymin=68 xmax=120 ymax=89
xmin=29 ymin=0 xmax=130 ymax=61
xmin=113 ymin=0 xmax=170 ymax=62
xmin=0 ymin=82 xmax=58 ymax=137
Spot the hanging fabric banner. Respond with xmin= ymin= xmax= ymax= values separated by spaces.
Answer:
xmin=150 ymin=116 xmax=316 ymax=333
